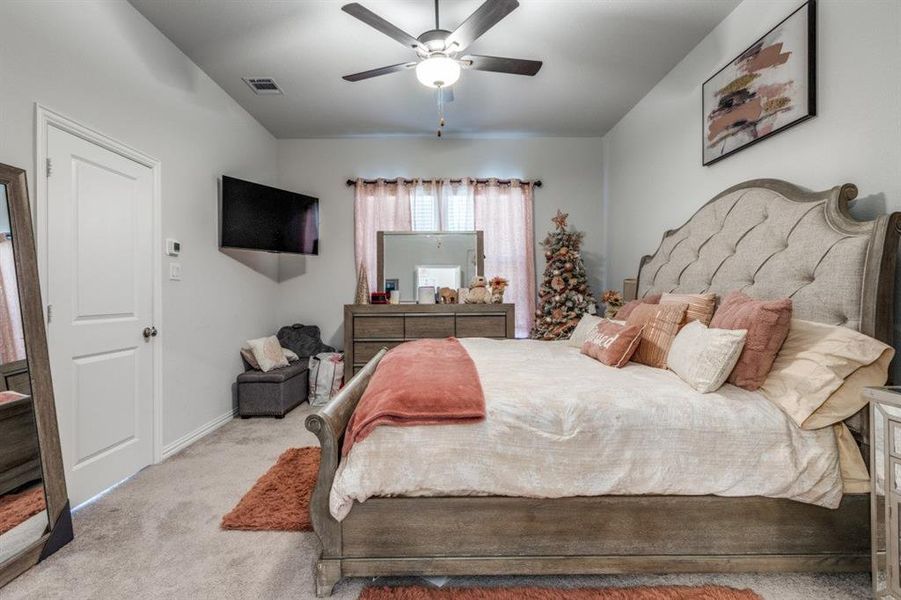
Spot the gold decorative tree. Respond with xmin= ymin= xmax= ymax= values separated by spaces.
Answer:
xmin=354 ymin=264 xmax=370 ymax=305
xmin=530 ymin=210 xmax=595 ymax=340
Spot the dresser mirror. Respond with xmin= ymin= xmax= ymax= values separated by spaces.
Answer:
xmin=377 ymin=231 xmax=484 ymax=301
xmin=0 ymin=164 xmax=72 ymax=588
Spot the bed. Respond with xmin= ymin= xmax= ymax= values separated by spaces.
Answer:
xmin=305 ymin=179 xmax=901 ymax=596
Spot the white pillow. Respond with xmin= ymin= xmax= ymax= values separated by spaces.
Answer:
xmin=667 ymin=321 xmax=747 ymax=393
xmin=566 ymin=314 xmax=603 ymax=348
xmin=246 ymin=336 xmax=290 ymax=372
xmin=283 ymin=347 xmax=299 ymax=363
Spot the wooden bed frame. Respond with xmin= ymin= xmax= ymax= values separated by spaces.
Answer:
xmin=305 ymin=179 xmax=901 ymax=596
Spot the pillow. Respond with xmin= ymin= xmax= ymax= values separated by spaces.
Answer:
xmin=241 ymin=345 xmax=299 ymax=370
xmin=666 ymin=321 xmax=747 ymax=393
xmin=625 ymin=303 xmax=687 ymax=369
xmin=580 ymin=320 xmax=644 ymax=368
xmin=246 ymin=335 xmax=289 ymax=372
xmin=759 ymin=319 xmax=893 ymax=429
xmin=566 ymin=314 xmax=604 ymax=348
xmin=709 ymin=291 xmax=792 ymax=390
xmin=660 ymin=292 xmax=717 ymax=327
xmin=240 ymin=346 xmax=260 ymax=370
xmin=614 ymin=293 xmax=661 ymax=320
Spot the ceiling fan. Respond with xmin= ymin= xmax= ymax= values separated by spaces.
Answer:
xmin=341 ymin=0 xmax=543 ymax=93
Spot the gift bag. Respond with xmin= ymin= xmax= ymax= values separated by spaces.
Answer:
xmin=308 ymin=352 xmax=344 ymax=407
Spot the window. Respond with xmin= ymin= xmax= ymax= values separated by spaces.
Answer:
xmin=354 ymin=178 xmax=536 ymax=336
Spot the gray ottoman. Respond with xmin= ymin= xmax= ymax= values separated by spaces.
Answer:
xmin=237 ymin=361 xmax=309 ymax=418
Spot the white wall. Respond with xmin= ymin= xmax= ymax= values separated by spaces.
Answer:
xmin=0 ymin=1 xmax=281 ymax=450
xmin=276 ymin=138 xmax=605 ymax=347
xmin=603 ymin=0 xmax=901 ymax=293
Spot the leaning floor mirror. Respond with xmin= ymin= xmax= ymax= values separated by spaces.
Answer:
xmin=0 ymin=163 xmax=72 ymax=587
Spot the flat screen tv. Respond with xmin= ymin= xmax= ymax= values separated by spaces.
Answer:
xmin=220 ymin=176 xmax=319 ymax=255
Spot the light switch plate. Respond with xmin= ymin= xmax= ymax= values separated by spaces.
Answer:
xmin=169 ymin=262 xmax=182 ymax=281
xmin=166 ymin=238 xmax=181 ymax=256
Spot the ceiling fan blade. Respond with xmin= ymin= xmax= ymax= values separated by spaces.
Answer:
xmin=439 ymin=87 xmax=454 ymax=103
xmin=341 ymin=3 xmax=422 ymax=50
xmin=462 ymin=55 xmax=542 ymax=76
xmin=343 ymin=62 xmax=417 ymax=82
xmin=445 ymin=0 xmax=519 ymax=53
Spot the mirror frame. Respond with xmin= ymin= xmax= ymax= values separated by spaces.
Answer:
xmin=0 ymin=163 xmax=72 ymax=588
xmin=376 ymin=230 xmax=485 ymax=292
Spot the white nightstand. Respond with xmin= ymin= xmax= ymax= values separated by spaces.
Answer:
xmin=867 ymin=386 xmax=901 ymax=599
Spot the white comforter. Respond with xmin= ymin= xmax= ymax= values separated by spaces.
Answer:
xmin=330 ymin=338 xmax=843 ymax=520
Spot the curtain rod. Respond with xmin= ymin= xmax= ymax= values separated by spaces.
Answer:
xmin=346 ymin=178 xmax=542 ymax=188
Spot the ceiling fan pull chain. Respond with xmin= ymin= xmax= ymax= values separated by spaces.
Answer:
xmin=436 ymin=85 xmax=447 ymax=137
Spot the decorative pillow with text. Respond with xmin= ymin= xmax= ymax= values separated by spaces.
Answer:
xmin=580 ymin=320 xmax=644 ymax=368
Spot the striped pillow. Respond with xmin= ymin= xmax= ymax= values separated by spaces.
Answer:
xmin=660 ymin=292 xmax=717 ymax=326
xmin=625 ymin=303 xmax=688 ymax=368
xmin=615 ymin=293 xmax=661 ymax=320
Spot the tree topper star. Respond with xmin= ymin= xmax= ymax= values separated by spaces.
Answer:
xmin=552 ymin=209 xmax=569 ymax=231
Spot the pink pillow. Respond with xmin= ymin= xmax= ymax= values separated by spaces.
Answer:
xmin=615 ymin=293 xmax=661 ymax=320
xmin=581 ymin=320 xmax=644 ymax=368
xmin=710 ymin=291 xmax=792 ymax=390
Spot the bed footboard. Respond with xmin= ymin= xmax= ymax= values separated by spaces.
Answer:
xmin=304 ymin=348 xmax=387 ymax=597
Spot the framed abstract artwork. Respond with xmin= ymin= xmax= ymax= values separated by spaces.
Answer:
xmin=702 ymin=1 xmax=816 ymax=166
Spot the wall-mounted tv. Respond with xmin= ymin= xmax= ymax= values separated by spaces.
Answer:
xmin=220 ymin=176 xmax=319 ymax=255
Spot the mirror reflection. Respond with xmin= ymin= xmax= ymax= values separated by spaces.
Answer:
xmin=0 ymin=182 xmax=47 ymax=563
xmin=382 ymin=231 xmax=481 ymax=301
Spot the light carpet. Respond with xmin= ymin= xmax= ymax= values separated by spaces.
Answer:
xmin=1 ymin=404 xmax=870 ymax=599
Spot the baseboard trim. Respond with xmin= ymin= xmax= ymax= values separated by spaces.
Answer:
xmin=161 ymin=409 xmax=236 ymax=460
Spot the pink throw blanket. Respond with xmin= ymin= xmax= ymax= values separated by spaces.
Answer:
xmin=342 ymin=338 xmax=485 ymax=456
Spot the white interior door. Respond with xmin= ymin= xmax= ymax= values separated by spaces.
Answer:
xmin=46 ymin=125 xmax=155 ymax=507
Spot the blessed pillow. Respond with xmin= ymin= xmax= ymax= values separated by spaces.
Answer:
xmin=580 ymin=320 xmax=644 ymax=368
xmin=660 ymin=292 xmax=717 ymax=327
xmin=566 ymin=314 xmax=604 ymax=348
xmin=246 ymin=335 xmax=289 ymax=372
xmin=666 ymin=321 xmax=747 ymax=393
xmin=709 ymin=292 xmax=792 ymax=390
xmin=759 ymin=319 xmax=893 ymax=429
xmin=615 ymin=293 xmax=662 ymax=320
xmin=625 ymin=303 xmax=687 ymax=369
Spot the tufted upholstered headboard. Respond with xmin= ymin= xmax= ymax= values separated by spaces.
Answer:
xmin=634 ymin=179 xmax=900 ymax=345
xmin=630 ymin=179 xmax=901 ymax=452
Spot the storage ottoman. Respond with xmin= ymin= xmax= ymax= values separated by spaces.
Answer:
xmin=236 ymin=360 xmax=309 ymax=418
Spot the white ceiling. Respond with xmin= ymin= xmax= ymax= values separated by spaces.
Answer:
xmin=129 ymin=0 xmax=740 ymax=138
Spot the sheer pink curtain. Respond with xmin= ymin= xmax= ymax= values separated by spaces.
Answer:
xmin=0 ymin=234 xmax=25 ymax=363
xmin=474 ymin=180 xmax=536 ymax=337
xmin=353 ymin=179 xmax=412 ymax=292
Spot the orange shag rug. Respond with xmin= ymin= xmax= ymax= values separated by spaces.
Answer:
xmin=220 ymin=447 xmax=318 ymax=531
xmin=360 ymin=586 xmax=762 ymax=600
xmin=0 ymin=485 xmax=46 ymax=535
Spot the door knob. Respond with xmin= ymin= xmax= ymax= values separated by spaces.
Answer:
xmin=143 ymin=326 xmax=158 ymax=339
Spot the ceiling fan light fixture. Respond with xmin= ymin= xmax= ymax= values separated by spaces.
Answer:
xmin=415 ymin=55 xmax=460 ymax=88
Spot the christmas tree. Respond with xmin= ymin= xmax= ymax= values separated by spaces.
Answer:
xmin=530 ymin=210 xmax=595 ymax=340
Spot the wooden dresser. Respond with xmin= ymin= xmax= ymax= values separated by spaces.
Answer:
xmin=343 ymin=303 xmax=515 ymax=380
